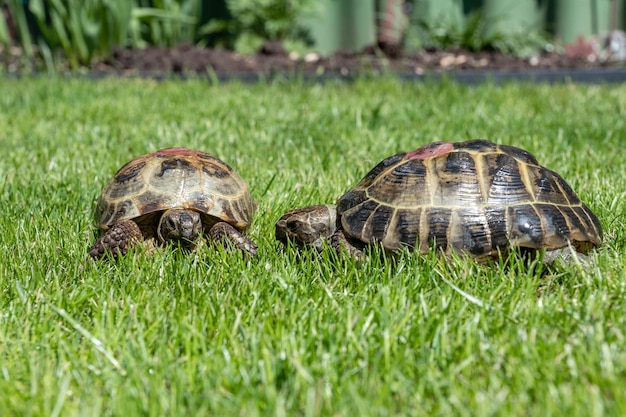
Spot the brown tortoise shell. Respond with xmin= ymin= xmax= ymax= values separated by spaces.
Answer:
xmin=96 ymin=148 xmax=256 ymax=231
xmin=337 ymin=140 xmax=602 ymax=258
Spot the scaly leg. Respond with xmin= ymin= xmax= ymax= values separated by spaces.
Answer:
xmin=543 ymin=247 xmax=592 ymax=269
xmin=89 ymin=219 xmax=143 ymax=260
xmin=330 ymin=230 xmax=365 ymax=261
xmin=208 ymin=222 xmax=258 ymax=257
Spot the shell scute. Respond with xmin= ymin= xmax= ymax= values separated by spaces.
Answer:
xmin=536 ymin=204 xmax=571 ymax=241
xmin=201 ymin=157 xmax=233 ymax=178
xmin=114 ymin=160 xmax=146 ymax=183
xmin=356 ymin=152 xmax=407 ymax=189
xmin=369 ymin=204 xmax=394 ymax=242
xmin=499 ymin=144 xmax=540 ymax=165
xmin=484 ymin=206 xmax=509 ymax=250
xmin=341 ymin=199 xmax=379 ymax=242
xmin=337 ymin=188 xmax=368 ymax=215
xmin=185 ymin=191 xmax=213 ymax=213
xmin=368 ymin=158 xmax=431 ymax=207
xmin=433 ymin=152 xmax=483 ymax=207
xmin=507 ymin=205 xmax=544 ymax=248
xmin=571 ymin=205 xmax=603 ymax=245
xmin=553 ymin=171 xmax=580 ymax=203
xmin=454 ymin=139 xmax=498 ymax=152
xmin=486 ymin=154 xmax=533 ymax=205
xmin=449 ymin=208 xmax=490 ymax=256
xmin=379 ymin=208 xmax=417 ymax=250
xmin=100 ymin=199 xmax=138 ymax=228
xmin=442 ymin=150 xmax=477 ymax=174
xmin=531 ymin=167 xmax=573 ymax=204
xmin=425 ymin=206 xmax=452 ymax=249
xmin=393 ymin=208 xmax=422 ymax=250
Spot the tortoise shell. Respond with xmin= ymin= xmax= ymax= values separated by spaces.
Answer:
xmin=96 ymin=148 xmax=256 ymax=231
xmin=336 ymin=140 xmax=602 ymax=258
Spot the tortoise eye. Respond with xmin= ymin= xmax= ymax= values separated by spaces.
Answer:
xmin=164 ymin=215 xmax=177 ymax=229
xmin=286 ymin=221 xmax=300 ymax=233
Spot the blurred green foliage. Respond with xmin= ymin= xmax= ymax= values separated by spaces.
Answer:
xmin=200 ymin=0 xmax=313 ymax=53
xmin=0 ymin=0 xmax=550 ymax=72
xmin=1 ymin=0 xmax=201 ymax=70
xmin=407 ymin=10 xmax=549 ymax=57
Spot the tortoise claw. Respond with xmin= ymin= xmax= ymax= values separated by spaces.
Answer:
xmin=208 ymin=222 xmax=258 ymax=257
xmin=89 ymin=219 xmax=142 ymax=260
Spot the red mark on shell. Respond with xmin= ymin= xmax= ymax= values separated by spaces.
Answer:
xmin=406 ymin=142 xmax=454 ymax=160
xmin=152 ymin=147 xmax=202 ymax=157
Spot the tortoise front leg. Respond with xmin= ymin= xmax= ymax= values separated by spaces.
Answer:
xmin=331 ymin=230 xmax=364 ymax=261
xmin=89 ymin=219 xmax=143 ymax=260
xmin=208 ymin=222 xmax=258 ymax=257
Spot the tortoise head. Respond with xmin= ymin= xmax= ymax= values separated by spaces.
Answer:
xmin=157 ymin=209 xmax=203 ymax=247
xmin=275 ymin=204 xmax=338 ymax=251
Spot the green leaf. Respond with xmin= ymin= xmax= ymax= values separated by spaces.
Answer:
xmin=0 ymin=10 xmax=9 ymax=47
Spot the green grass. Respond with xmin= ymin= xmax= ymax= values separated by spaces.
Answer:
xmin=0 ymin=76 xmax=625 ymax=416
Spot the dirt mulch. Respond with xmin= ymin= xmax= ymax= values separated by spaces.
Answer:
xmin=2 ymin=40 xmax=623 ymax=79
xmin=93 ymin=41 xmax=623 ymax=79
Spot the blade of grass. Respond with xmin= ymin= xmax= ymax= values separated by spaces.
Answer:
xmin=48 ymin=304 xmax=126 ymax=375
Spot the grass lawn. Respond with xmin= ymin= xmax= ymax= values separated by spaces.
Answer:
xmin=0 ymin=76 xmax=624 ymax=416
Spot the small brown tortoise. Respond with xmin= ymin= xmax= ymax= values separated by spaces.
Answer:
xmin=89 ymin=148 xmax=257 ymax=259
xmin=276 ymin=140 xmax=602 ymax=263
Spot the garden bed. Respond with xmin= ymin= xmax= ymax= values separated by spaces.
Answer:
xmin=92 ymin=42 xmax=626 ymax=82
xmin=3 ymin=40 xmax=625 ymax=82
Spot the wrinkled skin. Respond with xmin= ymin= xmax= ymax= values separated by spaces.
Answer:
xmin=157 ymin=209 xmax=203 ymax=247
xmin=276 ymin=204 xmax=365 ymax=260
xmin=275 ymin=204 xmax=338 ymax=251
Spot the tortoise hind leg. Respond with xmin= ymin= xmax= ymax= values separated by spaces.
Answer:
xmin=543 ymin=247 xmax=593 ymax=269
xmin=89 ymin=219 xmax=143 ymax=260
xmin=208 ymin=222 xmax=258 ymax=257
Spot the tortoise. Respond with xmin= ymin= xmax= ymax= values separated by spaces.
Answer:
xmin=276 ymin=140 xmax=602 ymax=263
xmin=89 ymin=147 xmax=257 ymax=259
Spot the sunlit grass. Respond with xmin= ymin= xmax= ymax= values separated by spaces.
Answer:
xmin=0 ymin=76 xmax=624 ymax=416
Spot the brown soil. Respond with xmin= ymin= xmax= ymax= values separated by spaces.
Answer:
xmin=2 ymin=40 xmax=622 ymax=78
xmin=92 ymin=41 xmax=621 ymax=78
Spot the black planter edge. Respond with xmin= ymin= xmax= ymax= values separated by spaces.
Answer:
xmin=209 ymin=67 xmax=626 ymax=85
xmin=7 ymin=66 xmax=626 ymax=84
xmin=401 ymin=67 xmax=626 ymax=85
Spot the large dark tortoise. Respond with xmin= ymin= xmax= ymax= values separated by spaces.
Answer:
xmin=276 ymin=140 xmax=602 ymax=263
xmin=89 ymin=148 xmax=257 ymax=259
